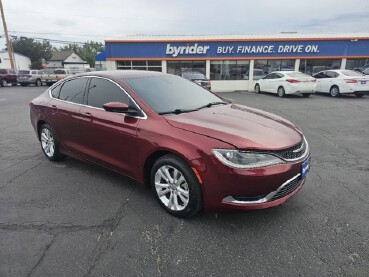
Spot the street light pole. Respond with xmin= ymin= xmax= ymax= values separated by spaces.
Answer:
xmin=0 ymin=0 xmax=15 ymax=69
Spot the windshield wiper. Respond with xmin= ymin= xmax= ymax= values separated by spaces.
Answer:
xmin=196 ymin=101 xmax=228 ymax=110
xmin=158 ymin=108 xmax=199 ymax=115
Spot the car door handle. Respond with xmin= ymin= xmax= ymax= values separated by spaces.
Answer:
xmin=82 ymin=112 xmax=93 ymax=118
xmin=50 ymin=105 xmax=57 ymax=109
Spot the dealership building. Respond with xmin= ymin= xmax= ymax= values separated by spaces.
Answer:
xmin=98 ymin=33 xmax=369 ymax=92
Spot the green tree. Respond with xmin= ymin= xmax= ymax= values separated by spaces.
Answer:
xmin=11 ymin=37 xmax=54 ymax=69
xmin=58 ymin=41 xmax=104 ymax=68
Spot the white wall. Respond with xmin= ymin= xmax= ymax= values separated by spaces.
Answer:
xmin=0 ymin=52 xmax=31 ymax=70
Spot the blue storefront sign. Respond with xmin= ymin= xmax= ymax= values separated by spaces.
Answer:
xmin=105 ymin=39 xmax=369 ymax=59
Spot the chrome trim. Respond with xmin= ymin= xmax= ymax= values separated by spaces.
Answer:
xmin=48 ymin=75 xmax=148 ymax=120
xmin=282 ymin=137 xmax=309 ymax=162
xmin=222 ymin=173 xmax=301 ymax=205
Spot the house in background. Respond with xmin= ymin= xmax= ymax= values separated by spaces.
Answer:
xmin=0 ymin=51 xmax=31 ymax=70
xmin=46 ymin=51 xmax=90 ymax=73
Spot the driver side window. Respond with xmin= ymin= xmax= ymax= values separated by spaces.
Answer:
xmin=87 ymin=77 xmax=130 ymax=109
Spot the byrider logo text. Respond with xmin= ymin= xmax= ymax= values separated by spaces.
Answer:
xmin=166 ymin=43 xmax=210 ymax=57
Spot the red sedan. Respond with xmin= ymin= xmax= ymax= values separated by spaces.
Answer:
xmin=30 ymin=71 xmax=310 ymax=217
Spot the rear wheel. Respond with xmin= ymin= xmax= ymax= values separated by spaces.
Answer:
xmin=36 ymin=79 xmax=42 ymax=87
xmin=330 ymin=86 xmax=340 ymax=97
xmin=254 ymin=84 xmax=261 ymax=94
xmin=354 ymin=92 xmax=364 ymax=98
xmin=39 ymin=124 xmax=65 ymax=162
xmin=302 ymin=93 xmax=311 ymax=98
xmin=277 ymin=86 xmax=285 ymax=97
xmin=151 ymin=155 xmax=202 ymax=218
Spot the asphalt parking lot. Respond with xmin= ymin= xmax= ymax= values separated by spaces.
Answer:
xmin=1 ymin=86 xmax=369 ymax=277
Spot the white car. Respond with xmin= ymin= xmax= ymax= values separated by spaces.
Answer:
xmin=313 ymin=70 xmax=369 ymax=98
xmin=254 ymin=71 xmax=316 ymax=97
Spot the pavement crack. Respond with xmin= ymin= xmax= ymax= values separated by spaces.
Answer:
xmin=27 ymin=233 xmax=56 ymax=277
xmin=83 ymin=188 xmax=136 ymax=277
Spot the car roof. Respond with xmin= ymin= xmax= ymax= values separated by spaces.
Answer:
xmin=76 ymin=70 xmax=165 ymax=79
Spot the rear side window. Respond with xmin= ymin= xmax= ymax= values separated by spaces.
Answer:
xmin=325 ymin=71 xmax=339 ymax=78
xmin=58 ymin=78 xmax=87 ymax=104
xmin=19 ymin=70 xmax=30 ymax=74
xmin=51 ymin=83 xmax=62 ymax=98
xmin=87 ymin=78 xmax=129 ymax=108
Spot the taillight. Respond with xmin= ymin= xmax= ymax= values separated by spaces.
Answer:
xmin=345 ymin=79 xmax=358 ymax=83
xmin=286 ymin=79 xmax=300 ymax=83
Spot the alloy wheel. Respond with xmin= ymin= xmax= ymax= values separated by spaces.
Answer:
xmin=41 ymin=128 xmax=55 ymax=157
xmin=154 ymin=165 xmax=190 ymax=211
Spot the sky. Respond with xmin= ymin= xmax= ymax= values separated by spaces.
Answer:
xmin=1 ymin=0 xmax=369 ymax=47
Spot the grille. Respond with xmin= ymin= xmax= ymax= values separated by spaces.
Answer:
xmin=266 ymin=138 xmax=307 ymax=161
xmin=271 ymin=177 xmax=302 ymax=200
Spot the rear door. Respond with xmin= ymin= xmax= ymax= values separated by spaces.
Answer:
xmin=47 ymin=77 xmax=88 ymax=152
xmin=78 ymin=77 xmax=140 ymax=177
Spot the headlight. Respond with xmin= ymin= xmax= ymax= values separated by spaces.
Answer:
xmin=212 ymin=149 xmax=285 ymax=169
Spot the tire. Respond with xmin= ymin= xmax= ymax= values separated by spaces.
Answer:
xmin=330 ymin=86 xmax=340 ymax=97
xmin=354 ymin=92 xmax=364 ymax=98
xmin=35 ymin=79 xmax=42 ymax=87
xmin=151 ymin=154 xmax=202 ymax=218
xmin=254 ymin=84 xmax=261 ymax=94
xmin=39 ymin=124 xmax=65 ymax=162
xmin=302 ymin=93 xmax=311 ymax=98
xmin=1 ymin=79 xmax=7 ymax=87
xmin=277 ymin=86 xmax=286 ymax=97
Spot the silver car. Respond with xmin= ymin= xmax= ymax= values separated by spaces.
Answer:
xmin=17 ymin=70 xmax=43 ymax=87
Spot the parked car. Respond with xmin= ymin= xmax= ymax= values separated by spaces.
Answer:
xmin=254 ymin=71 xmax=316 ymax=97
xmin=181 ymin=71 xmax=211 ymax=90
xmin=313 ymin=70 xmax=369 ymax=97
xmin=0 ymin=68 xmax=18 ymax=87
xmin=17 ymin=70 xmax=43 ymax=87
xmin=42 ymin=68 xmax=72 ymax=86
xmin=30 ymin=71 xmax=310 ymax=218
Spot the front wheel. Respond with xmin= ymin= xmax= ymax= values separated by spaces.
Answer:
xmin=1 ymin=79 xmax=7 ymax=87
xmin=254 ymin=84 xmax=261 ymax=94
xmin=36 ymin=79 xmax=42 ymax=87
xmin=151 ymin=155 xmax=202 ymax=218
xmin=277 ymin=86 xmax=285 ymax=97
xmin=39 ymin=124 xmax=65 ymax=162
xmin=330 ymin=86 xmax=340 ymax=97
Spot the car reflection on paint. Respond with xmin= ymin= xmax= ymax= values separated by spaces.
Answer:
xmin=30 ymin=70 xmax=310 ymax=217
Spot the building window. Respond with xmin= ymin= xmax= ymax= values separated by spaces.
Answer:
xmin=117 ymin=60 xmax=162 ymax=72
xmin=299 ymin=59 xmax=341 ymax=76
xmin=345 ymin=58 xmax=369 ymax=71
xmin=167 ymin=61 xmax=206 ymax=75
xmin=254 ymin=59 xmax=295 ymax=75
xmin=210 ymin=60 xmax=250 ymax=80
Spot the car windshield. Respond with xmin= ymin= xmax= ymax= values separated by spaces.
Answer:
xmin=341 ymin=70 xmax=364 ymax=77
xmin=124 ymin=75 xmax=225 ymax=114
xmin=182 ymin=72 xmax=206 ymax=79
xmin=286 ymin=72 xmax=312 ymax=78
xmin=19 ymin=70 xmax=30 ymax=74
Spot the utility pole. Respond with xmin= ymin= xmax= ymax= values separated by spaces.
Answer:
xmin=0 ymin=0 xmax=15 ymax=69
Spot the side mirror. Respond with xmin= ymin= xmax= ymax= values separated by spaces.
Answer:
xmin=103 ymin=102 xmax=140 ymax=116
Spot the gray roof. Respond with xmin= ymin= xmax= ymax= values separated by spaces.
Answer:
xmin=49 ymin=51 xmax=74 ymax=61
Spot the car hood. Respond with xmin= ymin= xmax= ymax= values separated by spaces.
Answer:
xmin=165 ymin=104 xmax=302 ymax=150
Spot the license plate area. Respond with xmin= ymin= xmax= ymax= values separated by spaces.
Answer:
xmin=360 ymin=81 xmax=366 ymax=85
xmin=301 ymin=158 xmax=310 ymax=178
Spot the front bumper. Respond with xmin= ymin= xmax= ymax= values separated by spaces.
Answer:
xmin=191 ymin=153 xmax=310 ymax=212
